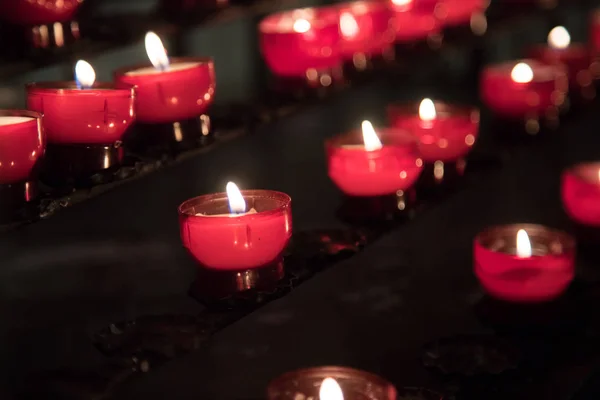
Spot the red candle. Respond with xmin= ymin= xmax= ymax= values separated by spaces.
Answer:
xmin=389 ymin=0 xmax=440 ymax=42
xmin=474 ymin=224 xmax=575 ymax=303
xmin=480 ymin=59 xmax=567 ymax=118
xmin=326 ymin=120 xmax=423 ymax=197
xmin=0 ymin=0 xmax=82 ymax=25
xmin=259 ymin=7 xmax=342 ymax=79
xmin=0 ymin=110 xmax=44 ymax=187
xmin=27 ymin=61 xmax=136 ymax=145
xmin=388 ymin=99 xmax=479 ymax=162
xmin=114 ymin=32 xmax=216 ymax=124
xmin=335 ymin=1 xmax=396 ymax=61
xmin=178 ymin=183 xmax=292 ymax=271
xmin=562 ymin=162 xmax=600 ymax=227
xmin=529 ymin=26 xmax=593 ymax=88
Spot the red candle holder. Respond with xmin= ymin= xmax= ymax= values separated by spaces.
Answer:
xmin=561 ymin=162 xmax=600 ymax=227
xmin=267 ymin=366 xmax=397 ymax=400
xmin=481 ymin=59 xmax=567 ymax=120
xmin=388 ymin=101 xmax=479 ymax=163
xmin=26 ymin=81 xmax=136 ymax=185
xmin=389 ymin=1 xmax=440 ymax=43
xmin=0 ymin=110 xmax=44 ymax=222
xmin=334 ymin=1 xmax=396 ymax=69
xmin=474 ymin=224 xmax=576 ymax=303
xmin=0 ymin=0 xmax=84 ymax=48
xmin=178 ymin=190 xmax=292 ymax=271
xmin=326 ymin=128 xmax=423 ymax=197
xmin=528 ymin=28 xmax=594 ymax=97
xmin=259 ymin=7 xmax=343 ymax=84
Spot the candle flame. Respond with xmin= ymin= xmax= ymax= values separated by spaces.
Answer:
xmin=419 ymin=98 xmax=436 ymax=122
xmin=548 ymin=26 xmax=570 ymax=50
xmin=391 ymin=0 xmax=412 ymax=6
xmin=74 ymin=60 xmax=96 ymax=90
xmin=293 ymin=18 xmax=311 ymax=33
xmin=145 ymin=31 xmax=170 ymax=71
xmin=511 ymin=62 xmax=534 ymax=84
xmin=226 ymin=182 xmax=246 ymax=214
xmin=340 ymin=12 xmax=359 ymax=38
xmin=319 ymin=378 xmax=344 ymax=400
xmin=361 ymin=120 xmax=383 ymax=151
xmin=516 ymin=229 xmax=532 ymax=258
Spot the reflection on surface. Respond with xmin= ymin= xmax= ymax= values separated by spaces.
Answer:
xmin=337 ymin=189 xmax=417 ymax=225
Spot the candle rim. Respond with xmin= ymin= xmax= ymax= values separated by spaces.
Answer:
xmin=388 ymin=101 xmax=479 ymax=120
xmin=26 ymin=81 xmax=135 ymax=96
xmin=327 ymin=126 xmax=418 ymax=150
xmin=0 ymin=109 xmax=42 ymax=122
xmin=487 ymin=59 xmax=563 ymax=83
xmin=475 ymin=223 xmax=575 ymax=256
xmin=114 ymin=56 xmax=213 ymax=77
xmin=259 ymin=7 xmax=339 ymax=33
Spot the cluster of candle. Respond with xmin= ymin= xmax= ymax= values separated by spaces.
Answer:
xmin=259 ymin=0 xmax=488 ymax=80
xmin=0 ymin=31 xmax=216 ymax=193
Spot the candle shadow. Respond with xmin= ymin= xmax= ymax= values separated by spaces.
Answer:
xmin=336 ymin=189 xmax=417 ymax=227
xmin=124 ymin=115 xmax=214 ymax=159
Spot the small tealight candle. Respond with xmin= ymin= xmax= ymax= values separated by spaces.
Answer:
xmin=480 ymin=59 xmax=567 ymax=118
xmin=388 ymin=98 xmax=480 ymax=162
xmin=474 ymin=224 xmax=575 ymax=302
xmin=529 ymin=26 xmax=593 ymax=89
xmin=267 ymin=366 xmax=397 ymax=400
xmin=562 ymin=162 xmax=600 ymax=227
xmin=114 ymin=32 xmax=216 ymax=124
xmin=259 ymin=7 xmax=342 ymax=79
xmin=178 ymin=182 xmax=292 ymax=270
xmin=326 ymin=120 xmax=423 ymax=196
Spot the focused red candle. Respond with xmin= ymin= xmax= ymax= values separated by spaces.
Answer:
xmin=0 ymin=0 xmax=82 ymax=25
xmin=474 ymin=224 xmax=575 ymax=303
xmin=114 ymin=32 xmax=216 ymax=124
xmin=529 ymin=26 xmax=593 ymax=88
xmin=327 ymin=120 xmax=423 ymax=197
xmin=481 ymin=60 xmax=567 ymax=118
xmin=259 ymin=7 xmax=342 ymax=78
xmin=389 ymin=0 xmax=439 ymax=42
xmin=388 ymin=99 xmax=479 ymax=162
xmin=562 ymin=162 xmax=600 ymax=227
xmin=178 ymin=183 xmax=292 ymax=271
xmin=0 ymin=110 xmax=44 ymax=187
xmin=27 ymin=61 xmax=135 ymax=145
xmin=335 ymin=1 xmax=396 ymax=61
xmin=267 ymin=367 xmax=397 ymax=400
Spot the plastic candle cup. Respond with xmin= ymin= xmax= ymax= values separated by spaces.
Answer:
xmin=474 ymin=224 xmax=576 ymax=303
xmin=178 ymin=183 xmax=292 ymax=271
xmin=27 ymin=60 xmax=136 ymax=185
xmin=389 ymin=0 xmax=440 ymax=43
xmin=388 ymin=98 xmax=479 ymax=163
xmin=481 ymin=59 xmax=567 ymax=119
xmin=258 ymin=7 xmax=342 ymax=83
xmin=267 ymin=367 xmax=397 ymax=400
xmin=562 ymin=162 xmax=600 ymax=227
xmin=0 ymin=110 xmax=44 ymax=220
xmin=529 ymin=26 xmax=593 ymax=91
xmin=326 ymin=120 xmax=423 ymax=197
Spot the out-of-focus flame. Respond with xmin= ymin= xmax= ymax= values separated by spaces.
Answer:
xmin=340 ymin=12 xmax=359 ymax=38
xmin=75 ymin=60 xmax=96 ymax=90
xmin=548 ymin=26 xmax=570 ymax=50
xmin=511 ymin=62 xmax=534 ymax=84
xmin=293 ymin=18 xmax=311 ymax=33
xmin=226 ymin=182 xmax=246 ymax=214
xmin=361 ymin=120 xmax=383 ymax=151
xmin=419 ymin=98 xmax=436 ymax=122
xmin=516 ymin=229 xmax=532 ymax=258
xmin=145 ymin=31 xmax=170 ymax=71
xmin=391 ymin=0 xmax=412 ymax=6
xmin=319 ymin=378 xmax=344 ymax=400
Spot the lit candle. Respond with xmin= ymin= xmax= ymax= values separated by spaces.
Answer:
xmin=474 ymin=224 xmax=575 ymax=302
xmin=327 ymin=120 xmax=423 ymax=196
xmin=178 ymin=184 xmax=292 ymax=270
xmin=388 ymin=98 xmax=479 ymax=162
xmin=529 ymin=26 xmax=593 ymax=89
xmin=480 ymin=59 xmax=567 ymax=118
xmin=562 ymin=162 xmax=600 ymax=227
xmin=319 ymin=378 xmax=344 ymax=400
xmin=74 ymin=60 xmax=96 ymax=90
xmin=114 ymin=32 xmax=216 ymax=124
